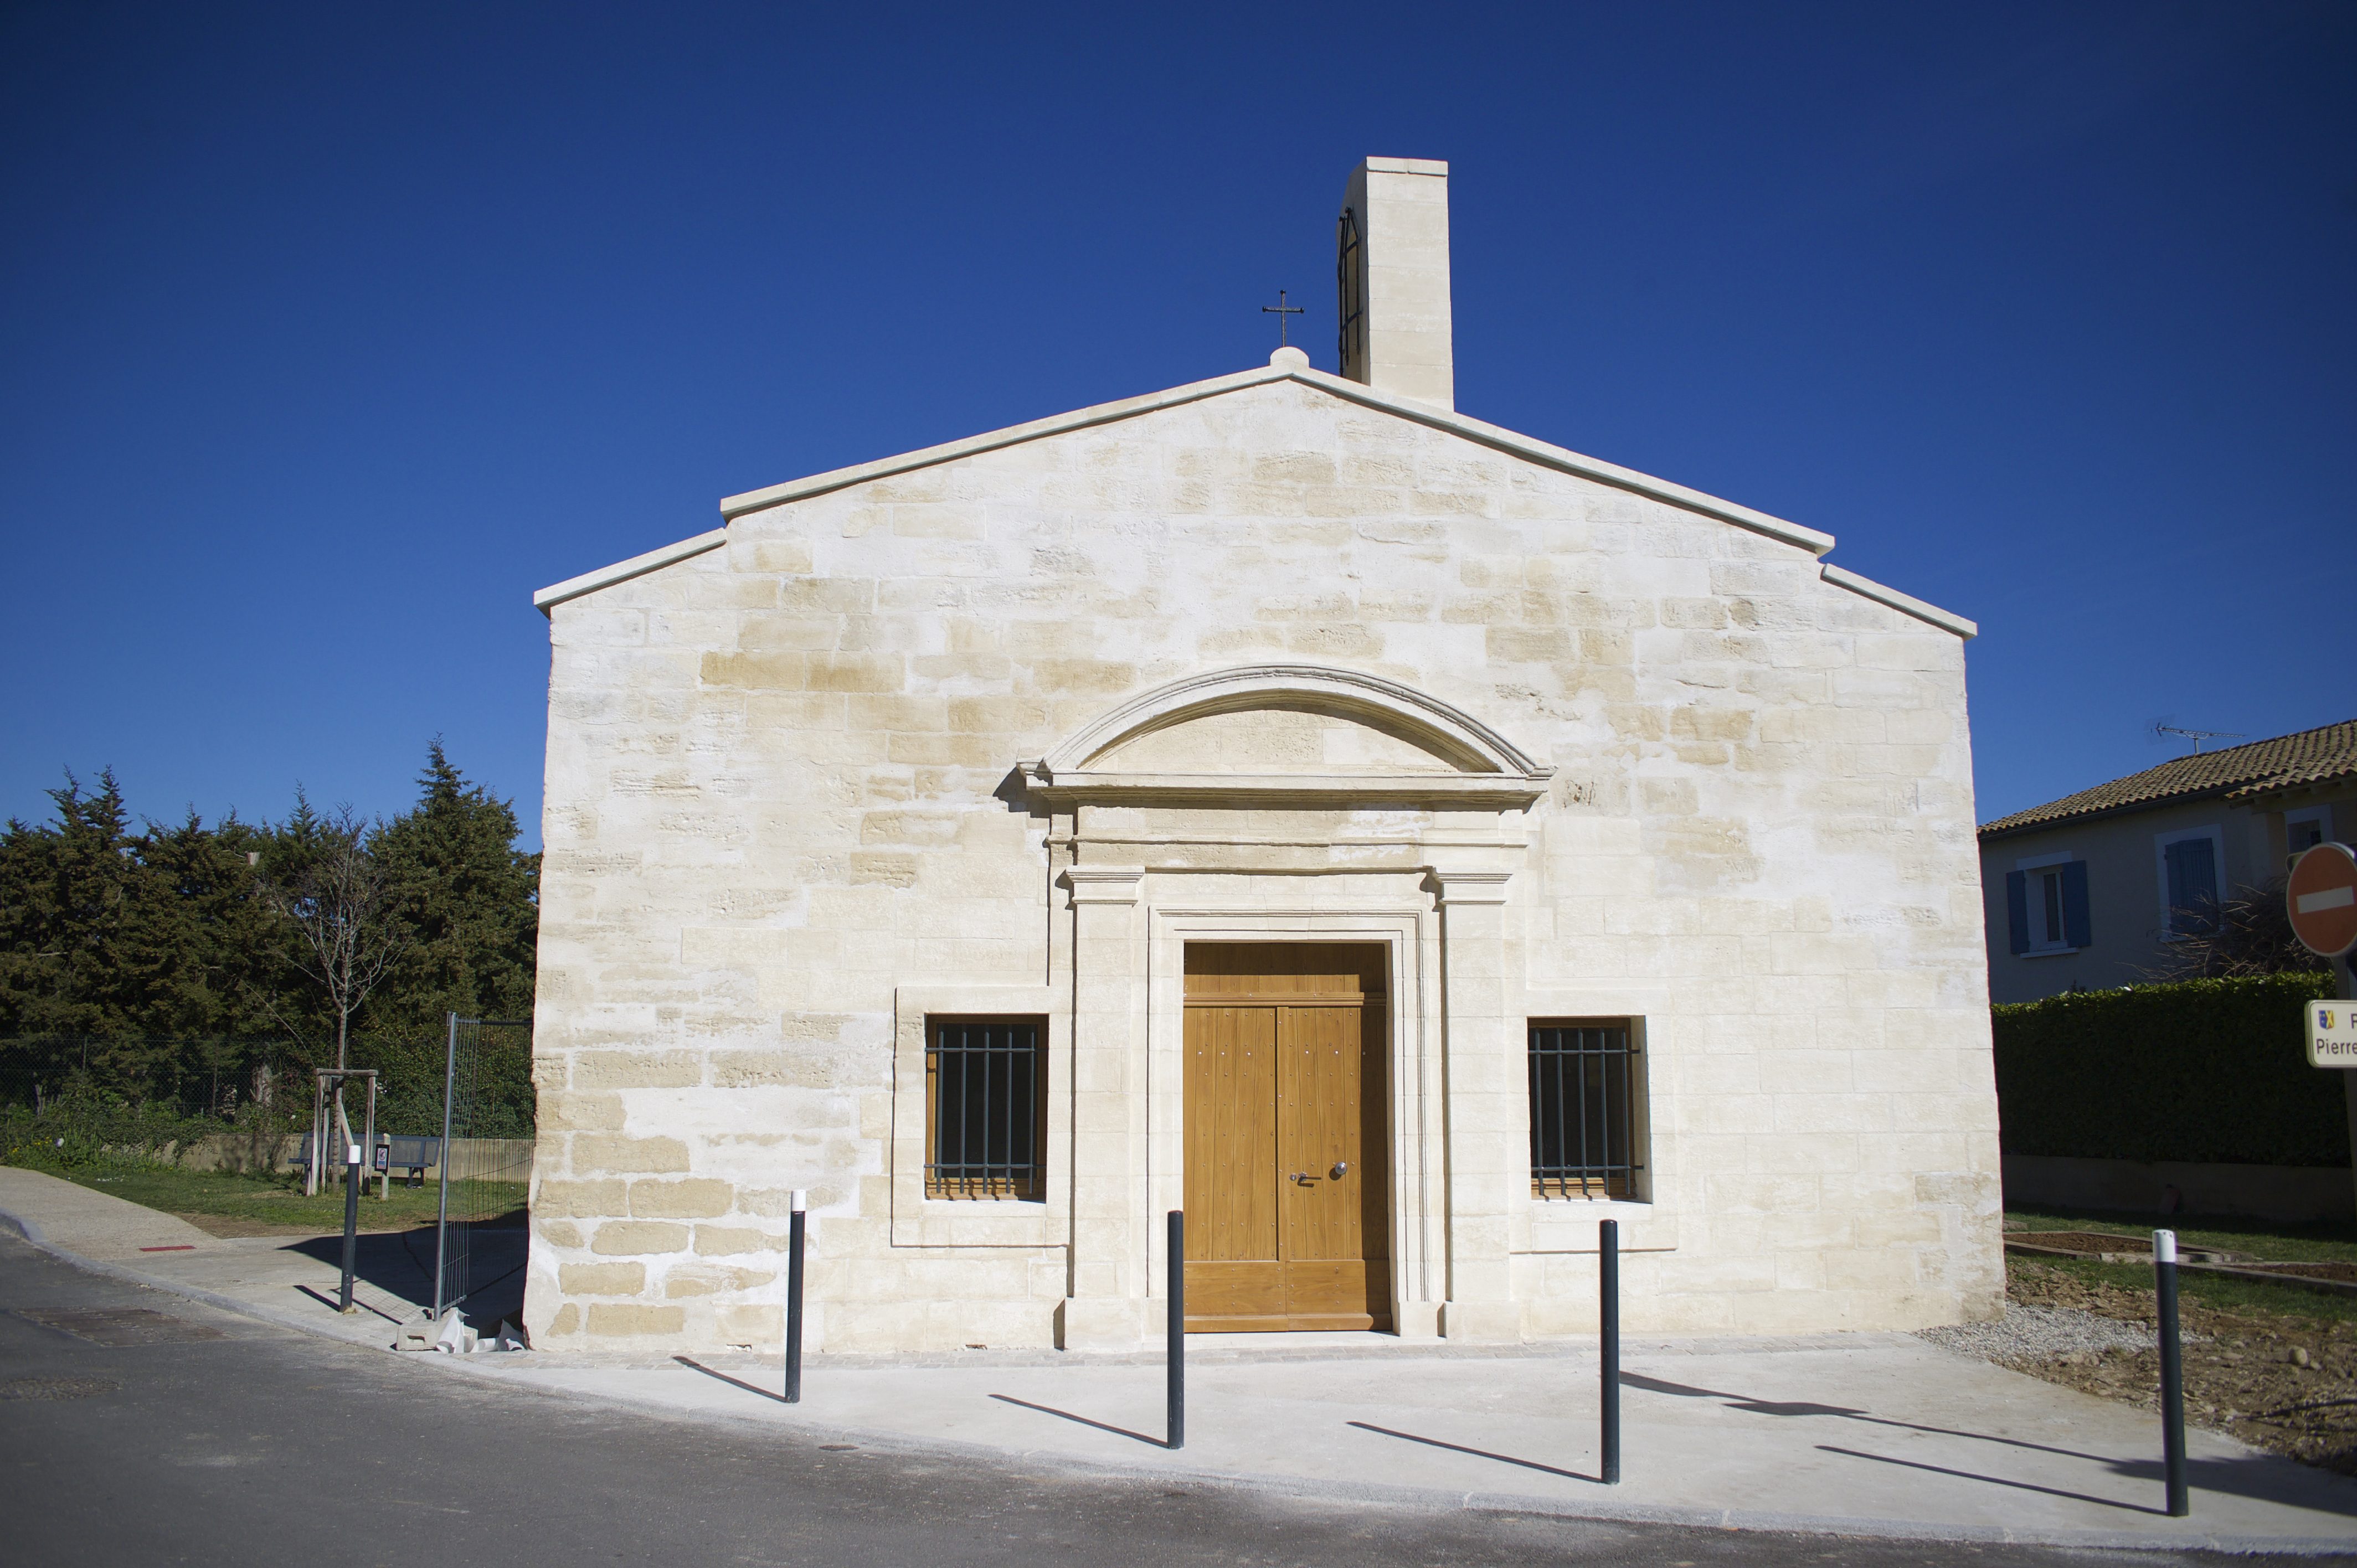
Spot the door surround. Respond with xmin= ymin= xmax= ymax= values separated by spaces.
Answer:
xmin=1038 ymin=664 xmax=1545 ymax=1350
xmin=1053 ymin=874 xmax=1535 ymax=1349
xmin=1146 ymin=902 xmax=1443 ymax=1337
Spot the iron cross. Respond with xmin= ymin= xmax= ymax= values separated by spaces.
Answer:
xmin=1263 ymin=289 xmax=1304 ymax=346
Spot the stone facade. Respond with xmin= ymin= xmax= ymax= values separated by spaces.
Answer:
xmin=523 ymin=352 xmax=2001 ymax=1353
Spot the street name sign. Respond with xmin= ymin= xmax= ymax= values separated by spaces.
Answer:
xmin=2307 ymin=1000 xmax=2357 ymax=1067
xmin=2287 ymin=842 xmax=2357 ymax=959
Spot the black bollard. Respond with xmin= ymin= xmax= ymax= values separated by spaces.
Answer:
xmin=2155 ymin=1229 xmax=2188 ymax=1517
xmin=784 ymin=1190 xmax=806 ymax=1403
xmin=1601 ymin=1217 xmax=1620 ymax=1484
xmin=338 ymin=1142 xmax=361 ymax=1314
xmin=1167 ymin=1209 xmax=1185 ymax=1451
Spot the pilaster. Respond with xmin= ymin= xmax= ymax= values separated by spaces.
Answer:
xmin=1061 ymin=866 xmax=1147 ymax=1347
xmin=1433 ymin=868 xmax=1521 ymax=1341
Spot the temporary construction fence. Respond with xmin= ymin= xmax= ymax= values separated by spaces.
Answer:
xmin=430 ymin=1015 xmax=533 ymax=1328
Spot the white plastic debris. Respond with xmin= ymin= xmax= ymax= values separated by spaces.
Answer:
xmin=433 ymin=1310 xmax=476 ymax=1355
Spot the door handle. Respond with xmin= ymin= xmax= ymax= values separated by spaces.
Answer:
xmin=1290 ymin=1171 xmax=1319 ymax=1185
xmin=1330 ymin=1161 xmax=1349 ymax=1179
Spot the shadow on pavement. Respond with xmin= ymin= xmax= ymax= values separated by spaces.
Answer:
xmin=676 ymin=1356 xmax=790 ymax=1404
xmin=989 ymin=1392 xmax=1167 ymax=1448
xmin=1620 ymin=1369 xmax=2357 ymax=1517
xmin=1347 ymin=1420 xmax=1599 ymax=1483
xmin=292 ymin=1283 xmax=409 ymax=1325
xmin=281 ymin=1221 xmax=527 ymax=1332
xmin=1815 ymin=1445 xmax=2166 ymax=1515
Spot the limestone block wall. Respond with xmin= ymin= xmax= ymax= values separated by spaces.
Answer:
xmin=526 ymin=374 xmax=1999 ymax=1353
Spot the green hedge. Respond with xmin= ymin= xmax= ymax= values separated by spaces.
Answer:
xmin=1993 ymin=973 xmax=2349 ymax=1166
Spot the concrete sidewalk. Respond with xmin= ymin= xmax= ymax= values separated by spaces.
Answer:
xmin=0 ymin=1167 xmax=216 ymax=1260
xmin=4 ymin=1168 xmax=2354 ymax=1552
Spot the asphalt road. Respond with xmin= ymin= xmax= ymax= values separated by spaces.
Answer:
xmin=0 ymin=1234 xmax=2334 ymax=1568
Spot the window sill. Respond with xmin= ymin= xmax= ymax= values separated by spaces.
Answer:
xmin=1521 ymin=1197 xmax=1675 ymax=1254
xmin=894 ymin=1195 xmax=1062 ymax=1249
xmin=2020 ymin=946 xmax=2081 ymax=959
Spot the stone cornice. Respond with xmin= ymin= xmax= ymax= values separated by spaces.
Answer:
xmin=1025 ymin=771 xmax=1550 ymax=808
xmin=1061 ymin=866 xmax=1145 ymax=906
xmin=533 ymin=528 xmax=728 ymax=617
xmin=1430 ymin=869 xmax=1515 ymax=905
xmin=1819 ymin=563 xmax=1977 ymax=641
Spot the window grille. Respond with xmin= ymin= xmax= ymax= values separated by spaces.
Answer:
xmin=1528 ymin=1020 xmax=1640 ymax=1200
xmin=1336 ymin=205 xmax=1365 ymax=380
xmin=925 ymin=1018 xmax=1043 ymax=1201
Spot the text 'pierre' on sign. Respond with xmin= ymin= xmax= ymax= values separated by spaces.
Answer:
xmin=2307 ymin=1002 xmax=2357 ymax=1069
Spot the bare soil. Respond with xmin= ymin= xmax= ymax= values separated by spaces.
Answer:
xmin=2007 ymin=1259 xmax=2357 ymax=1476
xmin=2015 ymin=1230 xmax=2160 ymax=1255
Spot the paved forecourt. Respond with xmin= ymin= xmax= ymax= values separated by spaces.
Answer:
xmin=2 ymin=1167 xmax=2352 ymax=1551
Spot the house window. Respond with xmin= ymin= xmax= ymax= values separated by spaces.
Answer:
xmin=2287 ymin=808 xmax=2332 ymax=865
xmin=924 ymin=1017 xmax=1045 ymax=1200
xmin=1528 ymin=1019 xmax=1642 ymax=1200
xmin=2156 ymin=829 xmax=2222 ymax=938
xmin=2005 ymin=856 xmax=2090 ymax=955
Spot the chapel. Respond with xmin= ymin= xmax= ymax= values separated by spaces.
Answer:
xmin=523 ymin=157 xmax=2000 ymax=1353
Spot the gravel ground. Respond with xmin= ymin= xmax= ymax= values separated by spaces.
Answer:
xmin=1924 ymin=1260 xmax=2357 ymax=1476
xmin=1915 ymin=1301 xmax=2159 ymax=1364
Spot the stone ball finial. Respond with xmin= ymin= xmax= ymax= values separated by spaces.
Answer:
xmin=1269 ymin=346 xmax=1310 ymax=371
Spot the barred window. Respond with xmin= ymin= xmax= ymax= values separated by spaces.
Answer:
xmin=925 ymin=1017 xmax=1045 ymax=1201
xmin=1528 ymin=1019 xmax=1642 ymax=1200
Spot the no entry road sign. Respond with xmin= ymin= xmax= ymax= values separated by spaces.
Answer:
xmin=2288 ymin=842 xmax=2357 ymax=959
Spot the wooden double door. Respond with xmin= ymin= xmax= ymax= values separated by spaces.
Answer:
xmin=1181 ymin=943 xmax=1391 ymax=1332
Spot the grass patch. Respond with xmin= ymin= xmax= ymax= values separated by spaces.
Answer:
xmin=62 ymin=1164 xmax=524 ymax=1234
xmin=2004 ymin=1201 xmax=2357 ymax=1265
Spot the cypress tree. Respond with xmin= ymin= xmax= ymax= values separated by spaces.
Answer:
xmin=367 ymin=742 xmax=541 ymax=1035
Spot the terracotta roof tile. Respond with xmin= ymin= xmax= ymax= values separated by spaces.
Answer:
xmin=1978 ymin=719 xmax=2357 ymax=837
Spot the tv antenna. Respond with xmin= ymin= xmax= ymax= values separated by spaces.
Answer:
xmin=2154 ymin=722 xmax=2244 ymax=755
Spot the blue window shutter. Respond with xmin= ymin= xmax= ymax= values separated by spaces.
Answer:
xmin=2061 ymin=862 xmax=2092 ymax=948
xmin=2165 ymin=838 xmax=2220 ymax=934
xmin=2005 ymin=871 xmax=2030 ymax=955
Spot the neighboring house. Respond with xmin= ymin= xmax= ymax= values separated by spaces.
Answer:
xmin=1978 ymin=720 xmax=2357 ymax=1004
xmin=524 ymin=157 xmax=1999 ymax=1356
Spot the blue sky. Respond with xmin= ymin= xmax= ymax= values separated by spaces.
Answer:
xmin=3 ymin=1 xmax=2350 ymax=850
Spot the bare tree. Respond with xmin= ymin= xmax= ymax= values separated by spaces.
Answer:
xmin=259 ymin=806 xmax=409 ymax=1191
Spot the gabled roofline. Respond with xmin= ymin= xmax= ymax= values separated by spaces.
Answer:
xmin=1975 ymin=784 xmax=2238 ymax=843
xmin=1820 ymin=563 xmax=1977 ymax=639
xmin=717 ymin=362 xmax=1842 ymax=557
xmin=536 ymin=359 xmax=1977 ymax=639
xmin=534 ymin=528 xmax=727 ymax=615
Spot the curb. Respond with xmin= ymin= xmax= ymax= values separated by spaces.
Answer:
xmin=427 ymin=1355 xmax=2357 ymax=1557
xmin=0 ymin=1201 xmax=402 ymax=1345
xmin=4 ymin=1205 xmax=2351 ymax=1555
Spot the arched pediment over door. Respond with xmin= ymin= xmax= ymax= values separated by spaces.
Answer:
xmin=1025 ymin=664 xmax=1553 ymax=808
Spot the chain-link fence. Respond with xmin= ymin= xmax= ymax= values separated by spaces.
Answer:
xmin=0 ymin=1031 xmax=533 ymax=1175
